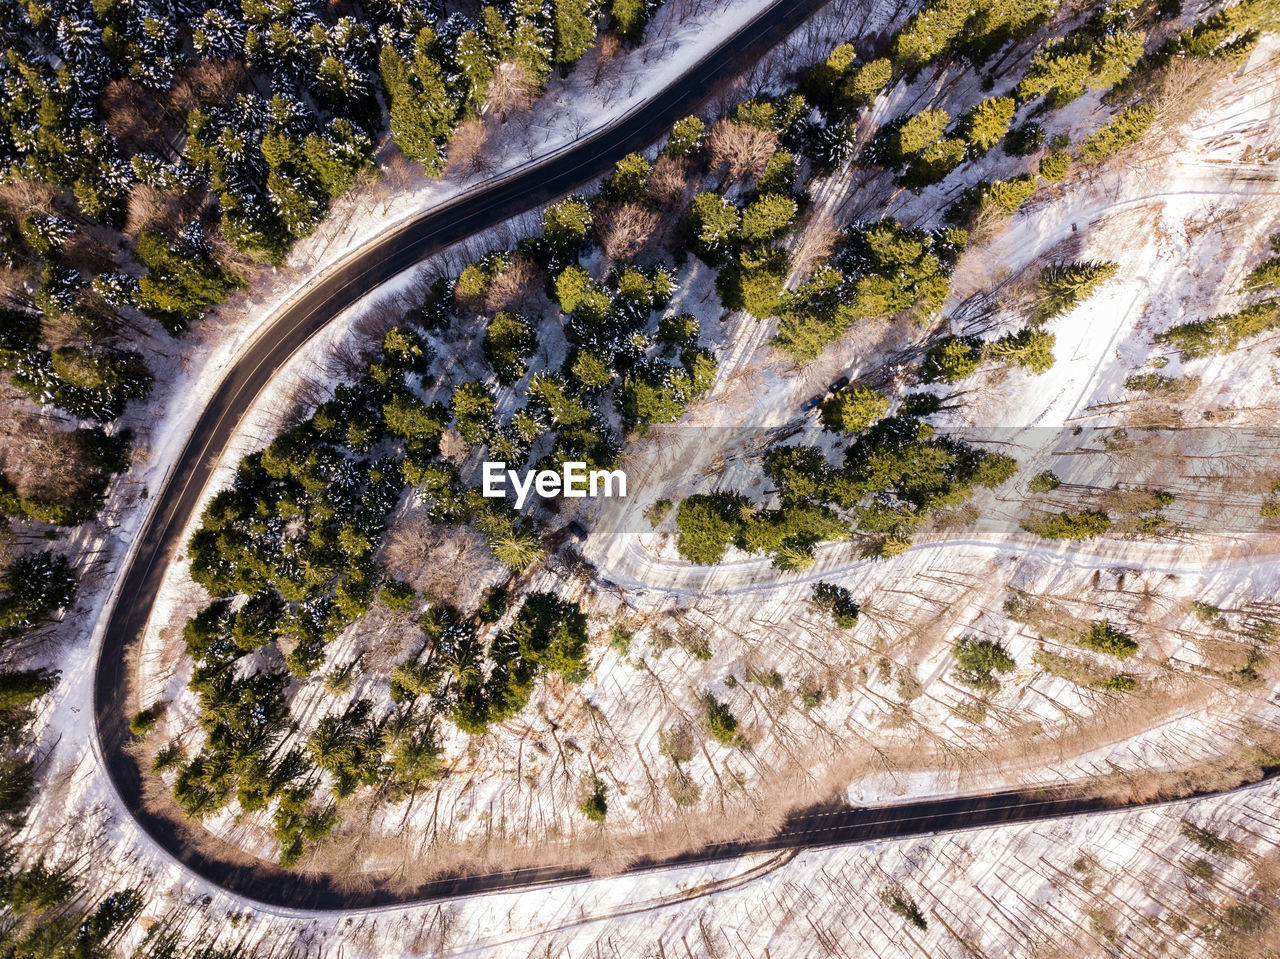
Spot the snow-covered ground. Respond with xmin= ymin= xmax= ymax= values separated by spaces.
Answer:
xmin=18 ymin=2 xmax=1280 ymax=954
xmin=73 ymin=764 xmax=1280 ymax=957
xmin=105 ymin=31 xmax=1280 ymax=888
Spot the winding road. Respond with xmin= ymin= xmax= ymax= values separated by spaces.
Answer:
xmin=90 ymin=0 xmax=1280 ymax=913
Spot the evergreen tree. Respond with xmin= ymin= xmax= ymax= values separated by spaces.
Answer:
xmin=890 ymin=108 xmax=950 ymax=164
xmin=455 ymin=28 xmax=496 ymax=115
xmin=985 ymin=327 xmax=1055 ymax=372
xmin=664 ymin=116 xmax=705 ymax=157
xmin=483 ymin=311 xmax=537 ymax=385
xmin=952 ymin=636 xmax=1015 ymax=691
xmin=0 ymin=668 xmax=58 ymax=710
xmin=956 ymin=96 xmax=1015 ymax=155
xmin=842 ymin=57 xmax=892 ymax=108
xmin=922 ymin=335 xmax=983 ymax=382
xmin=135 ymin=229 xmax=241 ymax=334
xmin=688 ymin=191 xmax=740 ymax=265
xmin=1078 ymin=105 xmax=1155 ymax=162
xmin=1035 ymin=261 xmax=1118 ymax=322
xmin=540 ymin=195 xmax=593 ymax=265
xmin=610 ymin=0 xmax=652 ymax=43
xmin=601 ymin=152 xmax=651 ymax=202
xmin=821 ymin=386 xmax=889 ymax=434
xmin=551 ymin=0 xmax=599 ymax=70
xmin=739 ymin=194 xmax=797 ymax=243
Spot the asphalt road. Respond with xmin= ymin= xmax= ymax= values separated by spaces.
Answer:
xmin=89 ymin=0 xmax=1279 ymax=914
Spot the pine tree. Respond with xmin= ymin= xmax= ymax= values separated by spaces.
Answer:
xmin=610 ymin=0 xmax=651 ymax=43
xmin=664 ymin=116 xmax=705 ymax=157
xmin=985 ymin=326 xmax=1055 ymax=373
xmin=891 ymin=108 xmax=950 ymax=162
xmin=821 ymin=386 xmax=889 ymax=434
xmin=455 ymin=28 xmax=496 ymax=114
xmin=922 ymin=335 xmax=982 ymax=382
xmin=842 ymin=57 xmax=892 ymax=108
xmin=303 ymin=120 xmax=373 ymax=198
xmin=0 ymin=667 xmax=57 ymax=710
xmin=551 ymin=0 xmax=600 ymax=70
xmin=601 ymin=152 xmax=651 ymax=202
xmin=739 ymin=193 xmax=797 ymax=243
xmin=688 ymin=191 xmax=740 ymax=264
xmin=540 ymin=195 xmax=592 ymax=265
xmin=956 ymin=96 xmax=1015 ymax=154
xmin=483 ymin=311 xmax=537 ymax=385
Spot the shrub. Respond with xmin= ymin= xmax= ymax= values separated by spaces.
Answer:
xmin=609 ymin=625 xmax=632 ymax=654
xmin=1028 ymin=470 xmax=1061 ymax=493
xmin=1034 ymin=647 xmax=1136 ymax=688
xmin=1022 ymin=509 xmax=1112 ymax=539
xmin=1073 ymin=619 xmax=1138 ymax=659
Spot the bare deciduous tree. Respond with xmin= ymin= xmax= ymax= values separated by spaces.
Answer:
xmin=595 ymin=202 xmax=660 ymax=263
xmin=647 ymin=155 xmax=694 ymax=209
xmin=446 ymin=118 xmax=493 ymax=177
xmin=485 ymin=253 xmax=543 ymax=313
xmin=488 ymin=61 xmax=538 ymax=121
xmin=592 ymin=33 xmax=621 ymax=86
xmin=706 ymin=118 xmax=778 ymax=186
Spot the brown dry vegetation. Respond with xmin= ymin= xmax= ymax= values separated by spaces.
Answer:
xmin=0 ymin=399 xmax=106 ymax=504
xmin=706 ymin=118 xmax=777 ymax=185
xmin=646 ymin=155 xmax=695 ymax=209
xmin=446 ymin=118 xmax=493 ymax=177
xmin=487 ymin=60 xmax=538 ymax=119
xmin=379 ymin=505 xmax=505 ymax=611
xmin=484 ymin=253 xmax=544 ymax=313
xmin=594 ymin=201 xmax=661 ymax=262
